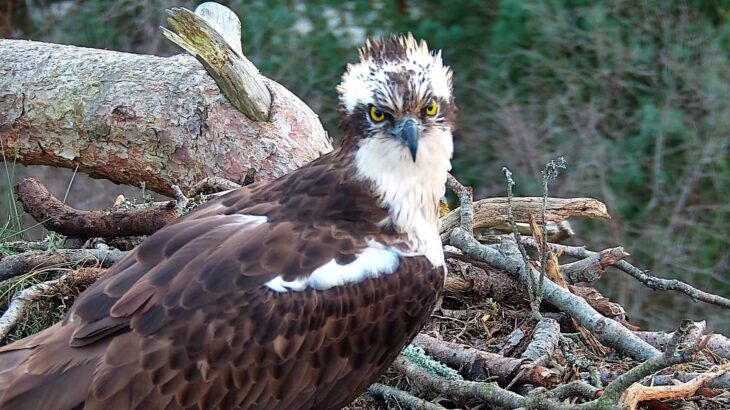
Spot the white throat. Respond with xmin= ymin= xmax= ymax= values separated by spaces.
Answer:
xmin=354 ymin=128 xmax=453 ymax=266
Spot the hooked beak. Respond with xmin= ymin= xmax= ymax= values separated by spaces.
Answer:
xmin=392 ymin=118 xmax=421 ymax=162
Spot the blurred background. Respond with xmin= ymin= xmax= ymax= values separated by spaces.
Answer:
xmin=1 ymin=0 xmax=729 ymax=332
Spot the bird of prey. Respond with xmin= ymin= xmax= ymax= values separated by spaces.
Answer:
xmin=0 ymin=34 xmax=455 ymax=409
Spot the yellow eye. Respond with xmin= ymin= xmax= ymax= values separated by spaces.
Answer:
xmin=369 ymin=106 xmax=385 ymax=122
xmin=425 ymin=99 xmax=439 ymax=116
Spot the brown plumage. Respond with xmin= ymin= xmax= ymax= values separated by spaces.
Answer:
xmin=0 ymin=34 xmax=454 ymax=409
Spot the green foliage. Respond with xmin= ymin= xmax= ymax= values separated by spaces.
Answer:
xmin=8 ymin=0 xmax=730 ymax=330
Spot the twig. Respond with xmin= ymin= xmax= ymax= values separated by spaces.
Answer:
xmin=502 ymin=167 xmax=543 ymax=320
xmin=170 ymin=184 xmax=188 ymax=212
xmin=0 ymin=268 xmax=106 ymax=340
xmin=526 ymin=239 xmax=730 ymax=309
xmin=0 ymin=241 xmax=48 ymax=253
xmin=15 ymin=178 xmax=178 ymax=238
xmin=446 ymin=173 xmax=473 ymax=232
xmin=0 ymin=249 xmax=125 ymax=282
xmin=546 ymin=380 xmax=601 ymax=401
xmin=367 ymin=383 xmax=447 ymax=410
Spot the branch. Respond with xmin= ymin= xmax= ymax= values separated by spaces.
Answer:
xmin=619 ymin=363 xmax=730 ymax=410
xmin=635 ymin=323 xmax=730 ymax=360
xmin=412 ymin=333 xmax=558 ymax=387
xmin=530 ymin=240 xmax=730 ymax=309
xmin=0 ymin=249 xmax=125 ymax=282
xmin=15 ymin=178 xmax=178 ymax=238
xmin=451 ymin=229 xmax=660 ymax=360
xmin=599 ymin=321 xmax=710 ymax=404
xmin=439 ymin=197 xmax=609 ymax=243
xmin=163 ymin=3 xmax=271 ymax=121
xmin=367 ymin=383 xmax=447 ymax=410
xmin=560 ymin=247 xmax=630 ymax=284
xmin=0 ymin=268 xmax=105 ymax=340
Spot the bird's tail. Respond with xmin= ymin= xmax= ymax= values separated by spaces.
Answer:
xmin=0 ymin=323 xmax=97 ymax=410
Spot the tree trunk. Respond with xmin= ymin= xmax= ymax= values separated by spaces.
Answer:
xmin=0 ymin=39 xmax=332 ymax=196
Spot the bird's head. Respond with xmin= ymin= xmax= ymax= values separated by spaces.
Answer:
xmin=337 ymin=34 xmax=455 ymax=232
xmin=337 ymin=34 xmax=455 ymax=164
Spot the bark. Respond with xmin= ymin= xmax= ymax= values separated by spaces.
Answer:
xmin=561 ymin=247 xmax=630 ymax=284
xmin=412 ymin=334 xmax=559 ymax=387
xmin=0 ymin=39 xmax=332 ymax=196
xmin=0 ymin=249 xmax=124 ymax=282
xmin=15 ymin=177 xmax=178 ymax=238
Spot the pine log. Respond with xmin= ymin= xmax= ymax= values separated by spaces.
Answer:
xmin=0 ymin=39 xmax=332 ymax=196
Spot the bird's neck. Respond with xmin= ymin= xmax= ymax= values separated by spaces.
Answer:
xmin=350 ymin=130 xmax=453 ymax=266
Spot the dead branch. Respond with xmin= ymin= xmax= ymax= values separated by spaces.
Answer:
xmin=439 ymin=197 xmax=609 ymax=243
xmin=521 ymin=318 xmax=560 ymax=364
xmin=0 ymin=267 xmax=106 ymax=340
xmin=599 ymin=320 xmax=710 ymax=404
xmin=452 ymin=229 xmax=660 ymax=361
xmin=581 ymin=369 xmax=730 ymax=390
xmin=15 ymin=178 xmax=178 ymax=238
xmin=393 ymin=354 xmax=617 ymax=410
xmin=412 ymin=333 xmax=559 ymax=387
xmin=619 ymin=363 xmax=730 ymax=410
xmin=367 ymin=383 xmax=447 ymax=410
xmin=560 ymin=247 xmax=630 ymax=284
xmin=531 ymin=240 xmax=730 ymax=310
xmin=188 ymin=176 xmax=242 ymax=197
xmin=635 ymin=323 xmax=730 ymax=360
xmin=163 ymin=3 xmax=271 ymax=121
xmin=569 ymin=286 xmax=637 ymax=330
xmin=546 ymin=380 xmax=601 ymax=401
xmin=0 ymin=249 xmax=125 ymax=282
xmin=444 ymin=252 xmax=528 ymax=304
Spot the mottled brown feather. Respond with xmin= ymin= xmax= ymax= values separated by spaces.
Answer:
xmin=0 ymin=151 xmax=444 ymax=409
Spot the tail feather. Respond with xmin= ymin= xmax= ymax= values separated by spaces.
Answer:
xmin=0 ymin=323 xmax=101 ymax=410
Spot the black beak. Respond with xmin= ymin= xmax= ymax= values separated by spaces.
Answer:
xmin=393 ymin=118 xmax=420 ymax=162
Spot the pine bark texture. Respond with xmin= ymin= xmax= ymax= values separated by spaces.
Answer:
xmin=0 ymin=39 xmax=333 ymax=196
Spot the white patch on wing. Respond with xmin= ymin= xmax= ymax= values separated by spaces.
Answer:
xmin=265 ymin=243 xmax=401 ymax=292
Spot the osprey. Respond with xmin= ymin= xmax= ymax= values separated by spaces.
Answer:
xmin=0 ymin=34 xmax=455 ymax=409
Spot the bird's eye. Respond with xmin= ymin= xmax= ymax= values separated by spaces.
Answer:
xmin=369 ymin=106 xmax=386 ymax=122
xmin=425 ymin=99 xmax=439 ymax=116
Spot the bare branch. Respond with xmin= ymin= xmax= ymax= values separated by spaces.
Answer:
xmin=15 ymin=178 xmax=178 ymax=238
xmin=0 ymin=249 xmax=125 ymax=282
xmin=367 ymin=383 xmax=447 ymax=410
xmin=163 ymin=4 xmax=272 ymax=121
xmin=0 ymin=268 xmax=105 ymax=340
xmin=529 ymin=240 xmax=730 ymax=309
xmin=440 ymin=197 xmax=609 ymax=243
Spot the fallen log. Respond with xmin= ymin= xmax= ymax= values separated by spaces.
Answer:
xmin=0 ymin=4 xmax=332 ymax=196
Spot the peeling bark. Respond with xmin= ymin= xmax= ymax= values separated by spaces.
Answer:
xmin=0 ymin=39 xmax=332 ymax=196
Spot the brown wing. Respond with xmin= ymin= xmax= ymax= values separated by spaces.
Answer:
xmin=0 ymin=153 xmax=444 ymax=409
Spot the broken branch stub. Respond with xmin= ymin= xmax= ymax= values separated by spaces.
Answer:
xmin=163 ymin=4 xmax=271 ymax=121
